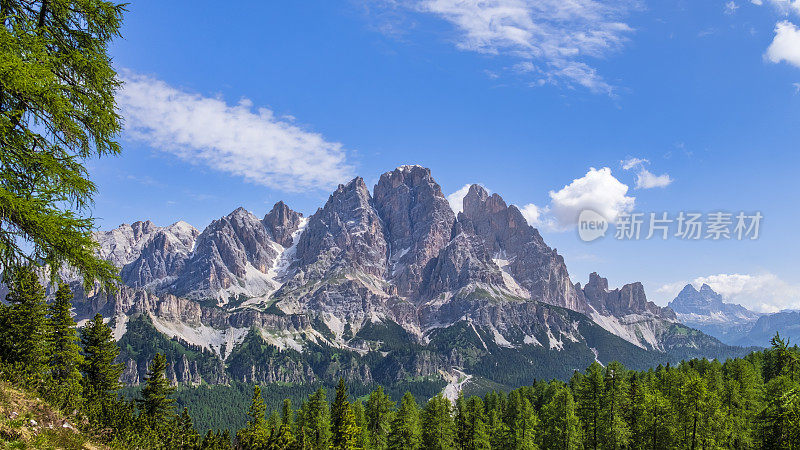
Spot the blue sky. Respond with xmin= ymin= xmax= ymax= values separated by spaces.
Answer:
xmin=92 ymin=0 xmax=800 ymax=311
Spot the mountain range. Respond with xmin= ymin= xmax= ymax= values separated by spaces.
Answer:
xmin=668 ymin=283 xmax=799 ymax=347
xmin=57 ymin=166 xmax=748 ymax=395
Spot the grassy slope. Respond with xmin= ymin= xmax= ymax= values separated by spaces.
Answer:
xmin=0 ymin=381 xmax=105 ymax=450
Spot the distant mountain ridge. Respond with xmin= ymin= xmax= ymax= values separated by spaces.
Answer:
xmin=51 ymin=166 xmax=746 ymax=392
xmin=666 ymin=283 xmax=800 ymax=347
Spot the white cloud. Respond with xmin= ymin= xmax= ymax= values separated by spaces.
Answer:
xmin=621 ymin=157 xmax=673 ymax=189
xmin=766 ymin=21 xmax=800 ymax=69
xmin=794 ymin=81 xmax=800 ymax=92
xmin=752 ymin=0 xmax=764 ymax=5
xmin=117 ymin=73 xmax=354 ymax=192
xmin=635 ymin=169 xmax=673 ymax=189
xmin=518 ymin=203 xmax=542 ymax=225
xmin=659 ymin=273 xmax=800 ymax=313
xmin=547 ymin=167 xmax=635 ymax=228
xmin=763 ymin=0 xmax=800 ymax=15
xmin=725 ymin=1 xmax=739 ymax=14
xmin=401 ymin=0 xmax=636 ymax=94
xmin=446 ymin=184 xmax=475 ymax=214
xmin=621 ymin=157 xmax=648 ymax=170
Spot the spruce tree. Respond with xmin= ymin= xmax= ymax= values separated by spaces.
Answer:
xmin=388 ymin=392 xmax=420 ymax=450
xmin=238 ymin=385 xmax=268 ymax=449
xmin=47 ymin=283 xmax=84 ymax=410
xmin=138 ymin=352 xmax=176 ymax=438
xmin=0 ymin=266 xmax=48 ymax=381
xmin=421 ymin=393 xmax=455 ymax=450
xmin=574 ymin=362 xmax=604 ymax=450
xmin=541 ymin=385 xmax=581 ymax=450
xmin=80 ymin=313 xmax=123 ymax=403
xmin=600 ymin=362 xmax=630 ymax=450
xmin=504 ymin=390 xmax=538 ymax=449
xmin=465 ymin=396 xmax=491 ymax=450
xmin=177 ymin=407 xmax=200 ymax=449
xmin=366 ymin=385 xmax=394 ymax=449
xmin=304 ymin=387 xmax=331 ymax=450
xmin=330 ymin=378 xmax=359 ymax=450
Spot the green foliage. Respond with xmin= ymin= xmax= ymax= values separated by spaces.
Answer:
xmin=45 ymin=283 xmax=83 ymax=411
xmin=330 ymin=378 xmax=360 ymax=450
xmin=388 ymin=392 xmax=420 ymax=450
xmin=79 ymin=313 xmax=122 ymax=404
xmin=0 ymin=0 xmax=124 ymax=287
xmin=0 ymin=266 xmax=48 ymax=383
xmin=137 ymin=353 xmax=177 ymax=432
xmin=420 ymin=393 xmax=455 ymax=450
xmin=366 ymin=385 xmax=394 ymax=449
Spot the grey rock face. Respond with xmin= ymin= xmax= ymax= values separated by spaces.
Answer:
xmin=423 ymin=222 xmax=505 ymax=296
xmin=294 ymin=177 xmax=388 ymax=279
xmin=581 ymin=272 xmax=677 ymax=320
xmin=374 ymin=165 xmax=455 ymax=297
xmin=263 ymin=201 xmax=303 ymax=247
xmin=458 ymin=184 xmax=586 ymax=312
xmin=94 ymin=220 xmax=163 ymax=268
xmin=169 ymin=207 xmax=279 ymax=301
xmin=120 ymin=221 xmax=199 ymax=288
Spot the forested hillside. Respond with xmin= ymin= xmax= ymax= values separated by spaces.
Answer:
xmin=1 ymin=265 xmax=799 ymax=449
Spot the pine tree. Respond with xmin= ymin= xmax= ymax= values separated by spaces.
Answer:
xmin=504 ymin=390 xmax=538 ymax=449
xmin=80 ymin=313 xmax=123 ymax=404
xmin=47 ymin=283 xmax=84 ymax=410
xmin=464 ymin=396 xmax=491 ymax=450
xmin=541 ymin=385 xmax=581 ymax=450
xmin=0 ymin=0 xmax=123 ymax=286
xmin=177 ymin=407 xmax=200 ymax=449
xmin=421 ymin=393 xmax=455 ymax=450
xmin=366 ymin=385 xmax=394 ymax=449
xmin=388 ymin=392 xmax=420 ymax=450
xmin=352 ymin=400 xmax=370 ymax=450
xmin=330 ymin=378 xmax=360 ymax=450
xmin=238 ymin=385 xmax=269 ymax=449
xmin=304 ymin=387 xmax=331 ymax=450
xmin=574 ymin=362 xmax=604 ymax=450
xmin=138 ymin=353 xmax=176 ymax=433
xmin=600 ymin=362 xmax=630 ymax=450
xmin=0 ymin=266 xmax=49 ymax=382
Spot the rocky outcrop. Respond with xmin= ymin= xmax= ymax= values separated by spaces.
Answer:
xmin=294 ymin=177 xmax=388 ymax=279
xmin=581 ymin=272 xmax=676 ymax=320
xmin=374 ymin=165 xmax=455 ymax=297
xmin=668 ymin=284 xmax=757 ymax=321
xmin=458 ymin=184 xmax=586 ymax=312
xmin=263 ymin=201 xmax=303 ymax=247
xmin=169 ymin=208 xmax=280 ymax=301
xmin=119 ymin=221 xmax=198 ymax=288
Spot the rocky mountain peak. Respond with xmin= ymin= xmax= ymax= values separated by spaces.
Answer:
xmin=294 ymin=176 xmax=387 ymax=279
xmin=586 ymin=272 xmax=609 ymax=292
xmin=462 ymin=184 xmax=508 ymax=217
xmin=168 ymin=207 xmax=279 ymax=301
xmin=373 ymin=166 xmax=455 ymax=297
xmin=581 ymin=273 xmax=676 ymax=320
xmin=263 ymin=201 xmax=303 ymax=247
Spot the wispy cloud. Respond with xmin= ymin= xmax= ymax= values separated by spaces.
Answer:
xmin=374 ymin=0 xmax=637 ymax=95
xmin=725 ymin=1 xmax=739 ymax=14
xmin=117 ymin=72 xmax=354 ymax=192
xmin=621 ymin=157 xmax=673 ymax=189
